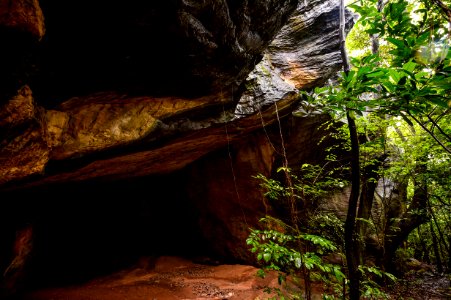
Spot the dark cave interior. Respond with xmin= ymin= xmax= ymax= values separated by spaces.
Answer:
xmin=0 ymin=172 xmax=214 ymax=289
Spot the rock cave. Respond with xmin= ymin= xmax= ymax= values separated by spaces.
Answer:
xmin=0 ymin=0 xmax=354 ymax=298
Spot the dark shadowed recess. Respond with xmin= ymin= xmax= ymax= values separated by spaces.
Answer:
xmin=0 ymin=27 xmax=40 ymax=104
xmin=34 ymin=0 xmax=196 ymax=106
xmin=0 ymin=172 xmax=213 ymax=288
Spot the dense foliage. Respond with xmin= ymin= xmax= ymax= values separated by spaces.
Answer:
xmin=247 ymin=0 xmax=450 ymax=298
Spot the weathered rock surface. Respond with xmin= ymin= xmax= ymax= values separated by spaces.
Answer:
xmin=0 ymin=0 xmax=44 ymax=103
xmin=0 ymin=86 xmax=49 ymax=185
xmin=186 ymin=112 xmax=342 ymax=262
xmin=268 ymin=0 xmax=354 ymax=90
xmin=0 ymin=0 xmax=45 ymax=39
xmin=30 ymin=0 xmax=298 ymax=103
xmin=0 ymin=0 xmax=352 ymax=190
xmin=0 ymin=85 xmax=35 ymax=128
xmin=237 ymin=0 xmax=355 ymax=115
xmin=0 ymin=90 xmax=299 ymax=187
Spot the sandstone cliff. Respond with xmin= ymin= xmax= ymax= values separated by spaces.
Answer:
xmin=0 ymin=0 xmax=353 ymax=294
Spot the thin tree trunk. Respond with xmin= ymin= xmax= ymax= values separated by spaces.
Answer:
xmin=339 ymin=0 xmax=361 ymax=298
xmin=429 ymin=221 xmax=443 ymax=273
xmin=371 ymin=0 xmax=384 ymax=54
xmin=429 ymin=203 xmax=450 ymax=262
xmin=430 ymin=0 xmax=451 ymax=23
xmin=344 ymin=113 xmax=362 ymax=300
xmin=357 ymin=0 xmax=386 ymax=257
xmin=416 ymin=227 xmax=430 ymax=263
xmin=448 ymin=236 xmax=451 ymax=270
xmin=357 ymin=155 xmax=386 ymax=238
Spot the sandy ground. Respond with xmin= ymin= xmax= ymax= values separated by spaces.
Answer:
xmin=19 ymin=256 xmax=451 ymax=300
xmin=22 ymin=256 xmax=305 ymax=300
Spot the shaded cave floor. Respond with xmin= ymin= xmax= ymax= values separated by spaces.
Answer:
xmin=20 ymin=256 xmax=451 ymax=300
xmin=21 ymin=256 xmax=300 ymax=300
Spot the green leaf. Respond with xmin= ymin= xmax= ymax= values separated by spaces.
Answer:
xmin=366 ymin=266 xmax=383 ymax=277
xmin=294 ymin=257 xmax=302 ymax=268
xmin=357 ymin=65 xmax=372 ymax=78
xmin=263 ymin=253 xmax=271 ymax=262
xmin=304 ymin=261 xmax=314 ymax=270
xmin=385 ymin=272 xmax=397 ymax=282
xmin=386 ymin=37 xmax=406 ymax=49
xmin=389 ymin=69 xmax=401 ymax=84
xmin=278 ymin=274 xmax=286 ymax=285
xmin=427 ymin=97 xmax=449 ymax=108
xmin=365 ymin=70 xmax=385 ymax=78
xmin=402 ymin=60 xmax=417 ymax=73
xmin=333 ymin=266 xmax=346 ymax=282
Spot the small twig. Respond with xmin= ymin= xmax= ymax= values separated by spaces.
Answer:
xmin=403 ymin=111 xmax=451 ymax=154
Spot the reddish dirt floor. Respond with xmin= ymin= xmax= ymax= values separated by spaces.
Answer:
xmin=20 ymin=256 xmax=451 ymax=300
xmin=22 ymin=256 xmax=304 ymax=300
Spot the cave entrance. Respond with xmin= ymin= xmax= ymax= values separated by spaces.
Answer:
xmin=1 ymin=172 xmax=212 ymax=288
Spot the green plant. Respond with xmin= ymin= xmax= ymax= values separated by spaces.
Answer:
xmin=248 ymin=163 xmax=402 ymax=299
xmin=247 ymin=217 xmax=346 ymax=299
xmin=300 ymin=1 xmax=450 ymax=295
xmin=255 ymin=164 xmax=347 ymax=218
xmin=358 ymin=265 xmax=397 ymax=299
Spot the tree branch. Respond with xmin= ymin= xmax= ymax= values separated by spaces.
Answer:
xmin=430 ymin=0 xmax=451 ymax=23
xmin=404 ymin=111 xmax=451 ymax=154
xmin=427 ymin=113 xmax=451 ymax=143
